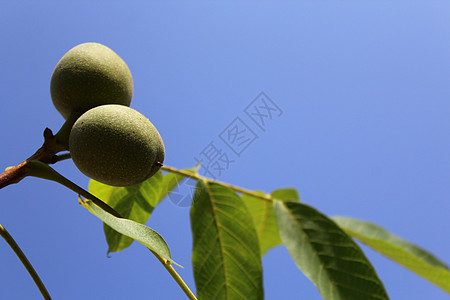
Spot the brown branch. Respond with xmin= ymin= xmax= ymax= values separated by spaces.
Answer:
xmin=0 ymin=161 xmax=29 ymax=189
xmin=0 ymin=128 xmax=68 ymax=190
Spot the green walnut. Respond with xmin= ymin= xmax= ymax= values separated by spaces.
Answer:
xmin=69 ymin=105 xmax=164 ymax=186
xmin=50 ymin=42 xmax=133 ymax=119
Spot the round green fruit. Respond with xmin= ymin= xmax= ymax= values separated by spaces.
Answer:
xmin=50 ymin=42 xmax=133 ymax=119
xmin=69 ymin=105 xmax=164 ymax=187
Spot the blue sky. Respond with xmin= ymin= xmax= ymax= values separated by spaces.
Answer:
xmin=0 ymin=1 xmax=449 ymax=299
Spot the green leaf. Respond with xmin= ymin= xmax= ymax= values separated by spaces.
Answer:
xmin=159 ymin=172 xmax=185 ymax=203
xmin=241 ymin=188 xmax=300 ymax=255
xmin=191 ymin=180 xmax=263 ymax=300
xmin=332 ymin=216 xmax=450 ymax=294
xmin=274 ymin=201 xmax=389 ymax=300
xmin=159 ymin=164 xmax=199 ymax=204
xmin=88 ymin=171 xmax=164 ymax=253
xmin=271 ymin=188 xmax=300 ymax=201
xmin=80 ymin=199 xmax=180 ymax=267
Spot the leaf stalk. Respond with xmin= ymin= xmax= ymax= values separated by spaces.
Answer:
xmin=0 ymin=224 xmax=52 ymax=300
xmin=160 ymin=165 xmax=273 ymax=202
xmin=151 ymin=250 xmax=198 ymax=300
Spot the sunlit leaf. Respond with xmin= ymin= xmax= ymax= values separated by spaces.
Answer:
xmin=159 ymin=164 xmax=200 ymax=203
xmin=271 ymin=188 xmax=300 ymax=201
xmin=80 ymin=199 xmax=180 ymax=267
xmin=89 ymin=171 xmax=164 ymax=253
xmin=274 ymin=200 xmax=389 ymax=300
xmin=191 ymin=180 xmax=263 ymax=300
xmin=242 ymin=188 xmax=300 ymax=255
xmin=333 ymin=216 xmax=450 ymax=294
xmin=159 ymin=172 xmax=185 ymax=203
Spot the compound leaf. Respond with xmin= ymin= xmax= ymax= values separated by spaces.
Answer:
xmin=333 ymin=216 xmax=450 ymax=294
xmin=274 ymin=200 xmax=389 ymax=300
xmin=191 ymin=180 xmax=263 ymax=300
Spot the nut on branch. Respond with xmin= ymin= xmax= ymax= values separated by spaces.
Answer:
xmin=50 ymin=42 xmax=133 ymax=120
xmin=69 ymin=105 xmax=165 ymax=187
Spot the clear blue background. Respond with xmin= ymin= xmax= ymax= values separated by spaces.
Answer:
xmin=0 ymin=1 xmax=449 ymax=299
